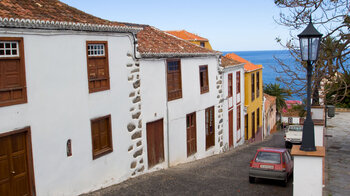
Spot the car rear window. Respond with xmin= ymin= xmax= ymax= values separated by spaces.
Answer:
xmin=289 ymin=125 xmax=303 ymax=131
xmin=255 ymin=151 xmax=281 ymax=164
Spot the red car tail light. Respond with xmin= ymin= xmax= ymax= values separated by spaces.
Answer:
xmin=249 ymin=160 xmax=253 ymax=167
xmin=282 ymin=163 xmax=286 ymax=171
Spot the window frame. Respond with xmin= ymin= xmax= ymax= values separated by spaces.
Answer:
xmin=228 ymin=73 xmax=233 ymax=97
xmin=257 ymin=107 xmax=260 ymax=128
xmin=237 ymin=105 xmax=241 ymax=131
xmin=86 ymin=41 xmax=110 ymax=93
xmin=199 ymin=65 xmax=209 ymax=94
xmin=166 ymin=59 xmax=182 ymax=101
xmin=90 ymin=114 xmax=113 ymax=160
xmin=256 ymin=72 xmax=260 ymax=98
xmin=0 ymin=37 xmax=27 ymax=107
xmin=236 ymin=71 xmax=241 ymax=95
xmin=251 ymin=73 xmax=255 ymax=102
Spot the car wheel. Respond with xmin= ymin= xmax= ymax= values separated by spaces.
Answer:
xmin=282 ymin=177 xmax=288 ymax=187
xmin=249 ymin=176 xmax=255 ymax=183
xmin=285 ymin=142 xmax=291 ymax=148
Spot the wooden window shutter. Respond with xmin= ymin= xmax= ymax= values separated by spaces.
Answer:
xmin=0 ymin=37 xmax=27 ymax=107
xmin=251 ymin=74 xmax=255 ymax=101
xmin=237 ymin=105 xmax=241 ymax=130
xmin=167 ymin=59 xmax=182 ymax=101
xmin=256 ymin=72 xmax=260 ymax=98
xmin=86 ymin=41 xmax=110 ymax=93
xmin=199 ymin=65 xmax=209 ymax=94
xmin=228 ymin=73 xmax=232 ymax=97
xmin=91 ymin=115 xmax=113 ymax=159
xmin=236 ymin=71 xmax=240 ymax=94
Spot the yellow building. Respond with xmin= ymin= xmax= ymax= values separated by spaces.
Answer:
xmin=225 ymin=53 xmax=263 ymax=141
xmin=165 ymin=30 xmax=213 ymax=50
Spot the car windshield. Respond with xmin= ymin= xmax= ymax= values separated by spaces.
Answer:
xmin=289 ymin=125 xmax=303 ymax=131
xmin=255 ymin=151 xmax=281 ymax=164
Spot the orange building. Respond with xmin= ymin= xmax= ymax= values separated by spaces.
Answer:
xmin=166 ymin=30 xmax=213 ymax=50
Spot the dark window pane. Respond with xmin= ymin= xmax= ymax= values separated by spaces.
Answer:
xmin=0 ymin=50 xmax=4 ymax=55
xmin=5 ymin=50 xmax=10 ymax=55
xmin=5 ymin=43 xmax=10 ymax=48
xmin=11 ymin=43 xmax=17 ymax=48
xmin=0 ymin=43 xmax=4 ymax=48
xmin=12 ymin=50 xmax=17 ymax=55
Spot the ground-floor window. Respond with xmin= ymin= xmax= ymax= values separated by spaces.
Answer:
xmin=205 ymin=106 xmax=215 ymax=149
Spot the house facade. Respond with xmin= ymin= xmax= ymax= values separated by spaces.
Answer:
xmin=263 ymin=93 xmax=277 ymax=137
xmin=166 ymin=30 xmax=213 ymax=50
xmin=0 ymin=1 xmax=144 ymax=195
xmin=224 ymin=53 xmax=263 ymax=142
xmin=221 ymin=56 xmax=245 ymax=148
xmin=137 ymin=26 xmax=224 ymax=168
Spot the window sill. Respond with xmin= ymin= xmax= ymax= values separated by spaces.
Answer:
xmin=93 ymin=147 xmax=113 ymax=160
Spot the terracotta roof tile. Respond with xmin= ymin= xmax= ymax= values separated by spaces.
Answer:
xmin=224 ymin=53 xmax=262 ymax=71
xmin=0 ymin=0 xmax=125 ymax=26
xmin=221 ymin=56 xmax=242 ymax=67
xmin=137 ymin=26 xmax=220 ymax=57
xmin=165 ymin=30 xmax=208 ymax=41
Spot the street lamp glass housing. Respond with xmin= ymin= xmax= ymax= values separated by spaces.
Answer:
xmin=298 ymin=21 xmax=323 ymax=61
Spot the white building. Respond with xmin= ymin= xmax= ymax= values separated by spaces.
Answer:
xmin=0 ymin=1 xmax=145 ymax=195
xmin=220 ymin=56 xmax=245 ymax=149
xmin=137 ymin=26 xmax=224 ymax=168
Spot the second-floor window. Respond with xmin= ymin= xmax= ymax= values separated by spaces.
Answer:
xmin=257 ymin=107 xmax=260 ymax=128
xmin=199 ymin=65 xmax=209 ymax=94
xmin=256 ymin=72 xmax=260 ymax=98
xmin=167 ymin=59 xmax=182 ymax=101
xmin=236 ymin=71 xmax=240 ymax=95
xmin=0 ymin=37 xmax=27 ymax=107
xmin=251 ymin=74 xmax=255 ymax=101
xmin=86 ymin=41 xmax=110 ymax=93
xmin=200 ymin=42 xmax=205 ymax=47
xmin=228 ymin=73 xmax=233 ymax=97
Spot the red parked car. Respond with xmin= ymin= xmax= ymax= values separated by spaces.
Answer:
xmin=249 ymin=147 xmax=293 ymax=186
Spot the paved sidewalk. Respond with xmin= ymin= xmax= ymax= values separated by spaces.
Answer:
xmin=325 ymin=112 xmax=350 ymax=196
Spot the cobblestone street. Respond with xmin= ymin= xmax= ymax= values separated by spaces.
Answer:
xmin=84 ymin=131 xmax=293 ymax=196
xmin=325 ymin=112 xmax=350 ymax=196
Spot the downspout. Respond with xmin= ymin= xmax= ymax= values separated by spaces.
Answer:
xmin=165 ymin=61 xmax=170 ymax=168
xmin=127 ymin=32 xmax=141 ymax=60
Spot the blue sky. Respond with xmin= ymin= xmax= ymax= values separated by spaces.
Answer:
xmin=60 ymin=0 xmax=291 ymax=51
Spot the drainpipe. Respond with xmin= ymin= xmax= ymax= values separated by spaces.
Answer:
xmin=165 ymin=61 xmax=170 ymax=168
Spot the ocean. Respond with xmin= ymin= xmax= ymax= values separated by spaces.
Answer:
xmin=223 ymin=50 xmax=304 ymax=100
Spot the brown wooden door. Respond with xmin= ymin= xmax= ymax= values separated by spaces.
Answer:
xmin=228 ymin=110 xmax=233 ymax=147
xmin=146 ymin=119 xmax=164 ymax=168
xmin=0 ymin=131 xmax=31 ymax=196
xmin=186 ymin=112 xmax=197 ymax=156
xmin=205 ymin=106 xmax=215 ymax=149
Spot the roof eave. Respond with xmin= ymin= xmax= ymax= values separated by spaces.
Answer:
xmin=140 ymin=52 xmax=221 ymax=58
xmin=0 ymin=17 xmax=142 ymax=34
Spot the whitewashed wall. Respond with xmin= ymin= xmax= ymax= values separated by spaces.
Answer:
xmin=0 ymin=29 xmax=139 ymax=195
xmin=282 ymin=116 xmax=301 ymax=124
xmin=222 ymin=65 xmax=245 ymax=149
xmin=140 ymin=56 xmax=221 ymax=167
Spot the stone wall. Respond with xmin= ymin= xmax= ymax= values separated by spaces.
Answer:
xmin=126 ymin=53 xmax=145 ymax=176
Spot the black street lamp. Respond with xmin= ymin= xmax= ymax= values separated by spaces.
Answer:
xmin=298 ymin=17 xmax=323 ymax=151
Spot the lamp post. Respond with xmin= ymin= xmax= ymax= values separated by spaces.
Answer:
xmin=298 ymin=17 xmax=323 ymax=151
